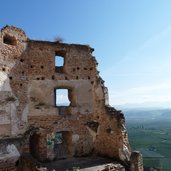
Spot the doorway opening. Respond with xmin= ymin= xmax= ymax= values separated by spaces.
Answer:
xmin=29 ymin=133 xmax=41 ymax=160
xmin=54 ymin=131 xmax=72 ymax=159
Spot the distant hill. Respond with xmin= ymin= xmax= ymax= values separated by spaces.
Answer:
xmin=121 ymin=108 xmax=171 ymax=120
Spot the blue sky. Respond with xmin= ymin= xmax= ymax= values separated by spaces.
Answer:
xmin=1 ymin=0 xmax=171 ymax=108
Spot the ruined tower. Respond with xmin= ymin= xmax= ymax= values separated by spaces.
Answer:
xmin=0 ymin=26 xmax=143 ymax=171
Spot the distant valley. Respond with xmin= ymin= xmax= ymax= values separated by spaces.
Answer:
xmin=121 ymin=108 xmax=171 ymax=170
xmin=123 ymin=108 xmax=171 ymax=120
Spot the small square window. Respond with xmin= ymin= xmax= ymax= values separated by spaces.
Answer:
xmin=54 ymin=88 xmax=75 ymax=115
xmin=55 ymin=89 xmax=70 ymax=107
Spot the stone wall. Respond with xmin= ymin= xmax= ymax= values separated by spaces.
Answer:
xmin=0 ymin=161 xmax=18 ymax=171
xmin=0 ymin=26 xmax=143 ymax=171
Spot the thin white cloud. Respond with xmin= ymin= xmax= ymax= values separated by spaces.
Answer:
xmin=101 ymin=25 xmax=171 ymax=108
xmin=102 ymin=25 xmax=171 ymax=78
xmin=131 ymin=83 xmax=171 ymax=93
xmin=140 ymin=25 xmax=171 ymax=50
xmin=109 ymin=82 xmax=171 ymax=106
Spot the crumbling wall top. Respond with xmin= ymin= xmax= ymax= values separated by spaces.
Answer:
xmin=1 ymin=25 xmax=28 ymax=43
xmin=1 ymin=26 xmax=94 ymax=54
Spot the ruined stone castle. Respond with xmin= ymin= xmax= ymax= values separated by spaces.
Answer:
xmin=0 ymin=26 xmax=143 ymax=171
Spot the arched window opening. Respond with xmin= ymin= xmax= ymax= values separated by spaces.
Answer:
xmin=3 ymin=34 xmax=17 ymax=45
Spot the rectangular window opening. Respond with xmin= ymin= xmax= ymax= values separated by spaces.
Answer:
xmin=55 ymin=56 xmax=64 ymax=67
xmin=55 ymin=89 xmax=70 ymax=107
xmin=55 ymin=51 xmax=65 ymax=73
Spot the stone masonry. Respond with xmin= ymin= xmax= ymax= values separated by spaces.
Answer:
xmin=0 ymin=26 xmax=143 ymax=171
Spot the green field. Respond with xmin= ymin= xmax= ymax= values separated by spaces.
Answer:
xmin=124 ymin=109 xmax=171 ymax=171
